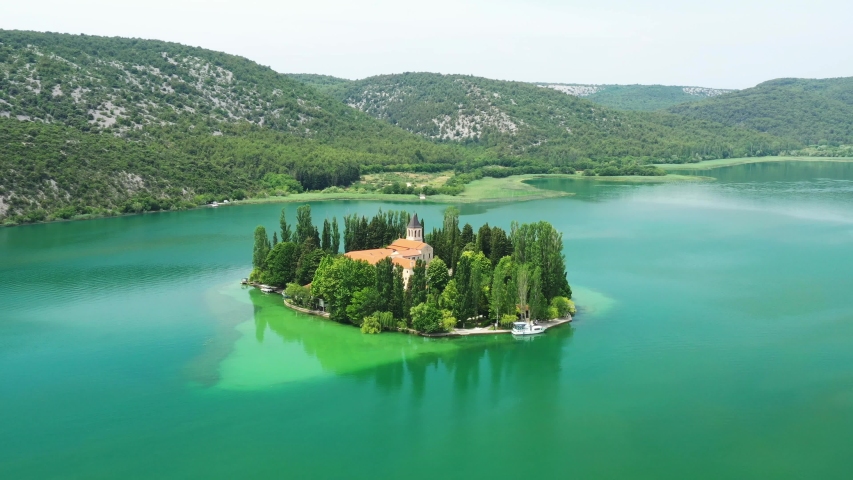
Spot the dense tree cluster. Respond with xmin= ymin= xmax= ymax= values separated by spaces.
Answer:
xmin=252 ymin=206 xmax=575 ymax=334
xmin=343 ymin=209 xmax=411 ymax=252
xmin=250 ymin=205 xmax=339 ymax=289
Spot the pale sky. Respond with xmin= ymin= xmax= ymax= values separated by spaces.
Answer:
xmin=2 ymin=0 xmax=851 ymax=89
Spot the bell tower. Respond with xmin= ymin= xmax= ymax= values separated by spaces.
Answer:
xmin=406 ymin=213 xmax=423 ymax=242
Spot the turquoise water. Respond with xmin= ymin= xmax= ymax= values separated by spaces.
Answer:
xmin=2 ymin=162 xmax=853 ymax=478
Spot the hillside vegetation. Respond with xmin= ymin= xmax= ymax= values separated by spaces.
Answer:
xmin=668 ymin=77 xmax=853 ymax=146
xmin=1 ymin=30 xmax=822 ymax=226
xmin=537 ymin=83 xmax=734 ymax=111
xmin=0 ymin=31 xmax=471 ymax=223
xmin=326 ymin=73 xmax=793 ymax=163
xmin=284 ymin=73 xmax=352 ymax=92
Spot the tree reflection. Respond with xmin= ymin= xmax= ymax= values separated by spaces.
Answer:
xmin=255 ymin=286 xmax=573 ymax=425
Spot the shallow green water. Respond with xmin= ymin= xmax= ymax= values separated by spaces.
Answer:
xmin=2 ymin=162 xmax=853 ymax=478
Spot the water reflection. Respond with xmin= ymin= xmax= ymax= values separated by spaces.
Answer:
xmin=233 ymin=287 xmax=573 ymax=409
xmin=679 ymin=160 xmax=853 ymax=183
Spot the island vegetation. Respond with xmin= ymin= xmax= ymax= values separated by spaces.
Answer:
xmin=249 ymin=206 xmax=575 ymax=335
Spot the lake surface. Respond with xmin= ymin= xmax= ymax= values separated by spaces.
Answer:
xmin=2 ymin=161 xmax=853 ymax=479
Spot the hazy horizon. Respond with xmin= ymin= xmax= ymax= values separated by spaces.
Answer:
xmin=2 ymin=0 xmax=851 ymax=90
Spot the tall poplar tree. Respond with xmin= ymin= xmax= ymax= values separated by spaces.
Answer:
xmin=375 ymin=257 xmax=394 ymax=312
xmin=295 ymin=204 xmax=314 ymax=245
xmin=410 ymin=259 xmax=428 ymax=307
xmin=490 ymin=256 xmax=515 ymax=325
xmin=252 ymin=225 xmax=271 ymax=271
xmin=321 ymin=219 xmax=331 ymax=252
xmin=460 ymin=223 xmax=475 ymax=249
xmin=454 ymin=253 xmax=476 ymax=324
xmin=476 ymin=223 xmax=492 ymax=258
xmin=279 ymin=208 xmax=292 ymax=243
xmin=514 ymin=263 xmax=530 ymax=323
xmin=331 ymin=217 xmax=340 ymax=254
xmin=489 ymin=226 xmax=512 ymax=265
xmin=391 ymin=264 xmax=406 ymax=322
xmin=443 ymin=206 xmax=461 ymax=271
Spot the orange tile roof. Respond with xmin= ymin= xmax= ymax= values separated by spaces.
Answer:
xmin=344 ymin=237 xmax=430 ymax=270
xmin=344 ymin=249 xmax=417 ymax=270
xmin=389 ymin=238 xmax=428 ymax=250
xmin=391 ymin=257 xmax=416 ymax=269
xmin=390 ymin=248 xmax=421 ymax=258
xmin=344 ymin=248 xmax=395 ymax=265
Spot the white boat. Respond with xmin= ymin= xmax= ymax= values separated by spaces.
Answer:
xmin=260 ymin=285 xmax=274 ymax=293
xmin=511 ymin=321 xmax=545 ymax=336
xmin=210 ymin=201 xmax=219 ymax=208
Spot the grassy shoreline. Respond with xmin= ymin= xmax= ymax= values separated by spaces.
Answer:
xmin=233 ymin=174 xmax=578 ymax=207
xmin=232 ymin=173 xmax=713 ymax=209
xmin=656 ymin=156 xmax=853 ymax=171
xmin=0 ymin=172 xmax=713 ymax=227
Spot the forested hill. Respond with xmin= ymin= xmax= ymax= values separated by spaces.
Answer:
xmin=667 ymin=77 xmax=853 ymax=145
xmin=325 ymin=72 xmax=793 ymax=163
xmin=0 ymin=30 xmax=468 ymax=223
xmin=536 ymin=83 xmax=734 ymax=111
xmin=289 ymin=75 xmax=735 ymax=111
xmin=284 ymin=73 xmax=352 ymax=92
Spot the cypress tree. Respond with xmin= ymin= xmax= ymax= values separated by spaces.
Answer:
xmin=321 ymin=219 xmax=331 ymax=252
xmin=375 ymin=257 xmax=394 ymax=312
xmin=295 ymin=204 xmax=314 ymax=245
xmin=443 ymin=207 xmax=460 ymax=271
xmin=252 ymin=225 xmax=271 ymax=271
xmin=460 ymin=223 xmax=475 ymax=249
xmin=530 ymin=266 xmax=548 ymax=320
xmin=391 ymin=264 xmax=406 ymax=322
xmin=311 ymin=225 xmax=321 ymax=248
xmin=358 ymin=217 xmax=369 ymax=250
xmin=279 ymin=208 xmax=292 ymax=243
xmin=410 ymin=259 xmax=428 ymax=307
xmin=454 ymin=253 xmax=476 ymax=324
xmin=331 ymin=217 xmax=340 ymax=254
xmin=489 ymin=226 xmax=511 ymax=265
xmin=476 ymin=223 xmax=491 ymax=257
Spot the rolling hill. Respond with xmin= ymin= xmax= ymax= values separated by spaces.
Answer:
xmin=0 ymin=31 xmax=813 ymax=225
xmin=284 ymin=73 xmax=352 ymax=92
xmin=325 ymin=72 xmax=792 ymax=163
xmin=536 ymin=83 xmax=734 ymax=111
xmin=0 ymin=30 xmax=470 ymax=223
xmin=668 ymin=77 xmax=853 ymax=145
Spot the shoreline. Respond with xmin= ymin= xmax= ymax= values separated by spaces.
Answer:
xmin=656 ymin=156 xmax=853 ymax=171
xmin=12 ymin=159 xmax=838 ymax=228
xmin=268 ymin=283 xmax=573 ymax=338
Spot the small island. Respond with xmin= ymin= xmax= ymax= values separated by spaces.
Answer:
xmin=248 ymin=205 xmax=575 ymax=335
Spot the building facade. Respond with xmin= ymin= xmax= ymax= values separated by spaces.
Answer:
xmin=343 ymin=214 xmax=433 ymax=284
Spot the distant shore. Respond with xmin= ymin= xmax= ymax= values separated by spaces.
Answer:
xmin=230 ymin=172 xmax=714 ymax=209
xmin=232 ymin=174 xmax=574 ymax=206
xmin=0 ymin=171 xmax=732 ymax=228
xmin=656 ymin=156 xmax=853 ymax=171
